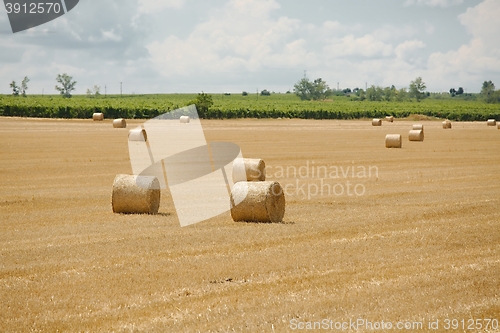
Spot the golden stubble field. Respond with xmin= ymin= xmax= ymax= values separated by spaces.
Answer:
xmin=0 ymin=116 xmax=499 ymax=332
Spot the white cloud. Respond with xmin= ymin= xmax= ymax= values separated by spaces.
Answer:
xmin=426 ymin=0 xmax=500 ymax=90
xmin=138 ymin=0 xmax=186 ymax=14
xmin=395 ymin=40 xmax=426 ymax=60
xmin=405 ymin=0 xmax=464 ymax=7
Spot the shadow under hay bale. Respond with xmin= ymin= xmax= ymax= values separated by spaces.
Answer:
xmin=113 ymin=118 xmax=127 ymax=128
xmin=230 ymin=181 xmax=285 ymax=223
xmin=93 ymin=113 xmax=104 ymax=121
xmin=112 ymin=174 xmax=160 ymax=214
xmin=372 ymin=119 xmax=382 ymax=126
xmin=385 ymin=134 xmax=402 ymax=148
xmin=232 ymin=158 xmax=266 ymax=183
xmin=409 ymin=129 xmax=424 ymax=141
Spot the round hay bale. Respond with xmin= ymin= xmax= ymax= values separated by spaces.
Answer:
xmin=385 ymin=116 xmax=394 ymax=122
xmin=442 ymin=120 xmax=452 ymax=129
xmin=412 ymin=124 xmax=424 ymax=132
xmin=385 ymin=134 xmax=402 ymax=148
xmin=180 ymin=116 xmax=190 ymax=123
xmin=113 ymin=118 xmax=127 ymax=128
xmin=372 ymin=119 xmax=382 ymax=126
xmin=128 ymin=128 xmax=147 ymax=142
xmin=487 ymin=119 xmax=496 ymax=126
xmin=93 ymin=113 xmax=104 ymax=121
xmin=409 ymin=129 xmax=424 ymax=141
xmin=230 ymin=181 xmax=285 ymax=223
xmin=232 ymin=158 xmax=266 ymax=183
xmin=112 ymin=174 xmax=160 ymax=214
xmin=497 ymin=123 xmax=500 ymax=129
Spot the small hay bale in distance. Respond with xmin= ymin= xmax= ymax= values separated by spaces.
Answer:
xmin=385 ymin=116 xmax=394 ymax=122
xmin=111 ymin=174 xmax=160 ymax=214
xmin=180 ymin=116 xmax=190 ymax=123
xmin=372 ymin=119 xmax=382 ymax=126
xmin=232 ymin=158 xmax=266 ymax=183
xmin=487 ymin=119 xmax=496 ymax=126
xmin=497 ymin=123 xmax=500 ymax=129
xmin=442 ymin=120 xmax=452 ymax=129
xmin=385 ymin=134 xmax=402 ymax=148
xmin=230 ymin=181 xmax=285 ymax=223
xmin=409 ymin=129 xmax=424 ymax=141
xmin=92 ymin=113 xmax=104 ymax=121
xmin=113 ymin=118 xmax=127 ymax=128
xmin=128 ymin=128 xmax=147 ymax=142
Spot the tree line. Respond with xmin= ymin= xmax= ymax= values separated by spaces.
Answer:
xmin=293 ymin=76 xmax=500 ymax=103
xmin=6 ymin=73 xmax=500 ymax=104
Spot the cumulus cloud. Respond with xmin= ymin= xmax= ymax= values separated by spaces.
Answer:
xmin=405 ymin=0 xmax=464 ymax=7
xmin=426 ymin=0 xmax=500 ymax=90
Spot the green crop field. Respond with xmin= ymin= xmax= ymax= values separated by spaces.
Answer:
xmin=1 ymin=93 xmax=499 ymax=121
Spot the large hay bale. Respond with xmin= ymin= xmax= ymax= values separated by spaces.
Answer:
xmin=385 ymin=134 xmax=402 ymax=148
xmin=442 ymin=120 xmax=452 ymax=129
xmin=232 ymin=158 xmax=266 ymax=183
xmin=230 ymin=181 xmax=285 ymax=223
xmin=112 ymin=174 xmax=160 ymax=214
xmin=487 ymin=119 xmax=496 ymax=126
xmin=408 ymin=129 xmax=424 ymax=141
xmin=128 ymin=128 xmax=147 ymax=142
xmin=180 ymin=116 xmax=190 ymax=123
xmin=93 ymin=113 xmax=104 ymax=121
xmin=113 ymin=118 xmax=127 ymax=128
xmin=385 ymin=116 xmax=394 ymax=122
xmin=372 ymin=119 xmax=382 ymax=126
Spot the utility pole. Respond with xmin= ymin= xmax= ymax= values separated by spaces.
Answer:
xmin=304 ymin=70 xmax=306 ymax=79
xmin=120 ymin=82 xmax=122 ymax=97
xmin=365 ymin=82 xmax=367 ymax=91
xmin=337 ymin=82 xmax=339 ymax=91
xmin=105 ymin=85 xmax=107 ymax=97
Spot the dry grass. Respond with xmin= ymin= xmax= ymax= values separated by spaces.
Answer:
xmin=0 ymin=117 xmax=499 ymax=332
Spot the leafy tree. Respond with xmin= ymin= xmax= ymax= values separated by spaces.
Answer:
xmin=396 ymin=88 xmax=408 ymax=102
xmin=293 ymin=77 xmax=331 ymax=101
xmin=55 ymin=73 xmax=76 ymax=98
xmin=189 ymin=92 xmax=213 ymax=117
xmin=449 ymin=88 xmax=456 ymax=97
xmin=456 ymin=87 xmax=464 ymax=95
xmin=409 ymin=77 xmax=426 ymax=102
xmin=86 ymin=85 xmax=101 ymax=98
xmin=9 ymin=81 xmax=19 ymax=96
xmin=242 ymin=91 xmax=248 ymax=96
xmin=481 ymin=81 xmax=495 ymax=102
xmin=260 ymin=89 xmax=271 ymax=96
xmin=21 ymin=76 xmax=29 ymax=97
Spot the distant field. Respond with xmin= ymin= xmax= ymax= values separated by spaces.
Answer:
xmin=1 ymin=93 xmax=500 ymax=120
xmin=0 ymin=117 xmax=499 ymax=332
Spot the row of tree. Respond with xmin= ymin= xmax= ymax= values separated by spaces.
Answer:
xmin=7 ymin=74 xmax=500 ymax=104
xmin=9 ymin=73 xmax=77 ymax=98
xmin=293 ymin=77 xmax=428 ymax=102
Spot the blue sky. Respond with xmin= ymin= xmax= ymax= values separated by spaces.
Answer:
xmin=1 ymin=0 xmax=498 ymax=94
